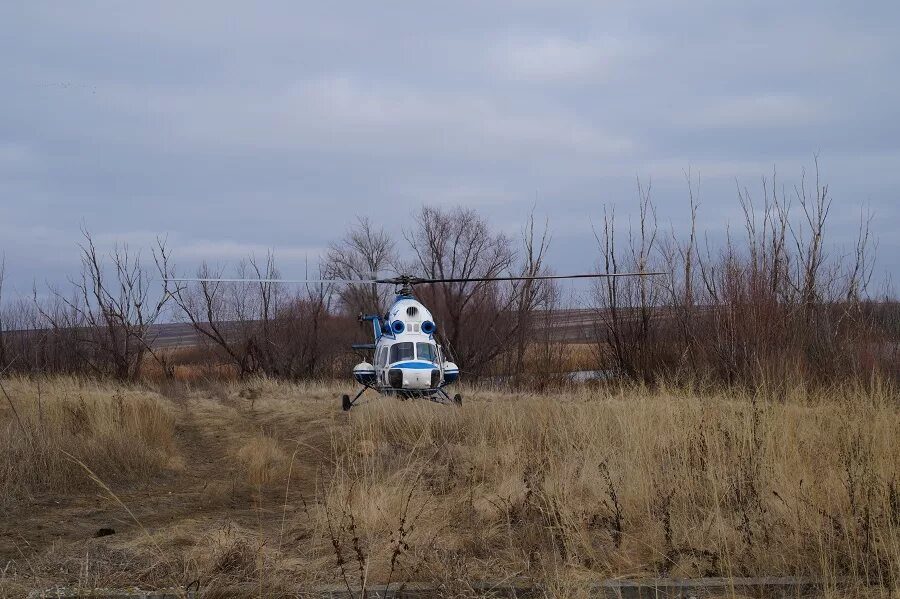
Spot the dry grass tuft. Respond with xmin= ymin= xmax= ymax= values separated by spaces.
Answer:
xmin=0 ymin=377 xmax=177 ymax=504
xmin=236 ymin=435 xmax=288 ymax=487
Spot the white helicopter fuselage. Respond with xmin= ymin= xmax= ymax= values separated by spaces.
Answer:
xmin=352 ymin=295 xmax=459 ymax=395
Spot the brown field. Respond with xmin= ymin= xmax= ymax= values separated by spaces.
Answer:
xmin=1 ymin=376 xmax=899 ymax=597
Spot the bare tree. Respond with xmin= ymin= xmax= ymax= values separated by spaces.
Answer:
xmin=404 ymin=206 xmax=517 ymax=376
xmin=325 ymin=217 xmax=398 ymax=315
xmin=34 ymin=230 xmax=175 ymax=380
xmin=790 ymin=159 xmax=832 ymax=317
xmin=592 ymin=178 xmax=663 ymax=381
xmin=509 ymin=211 xmax=555 ymax=386
xmin=659 ymin=169 xmax=701 ymax=376
xmin=601 ymin=160 xmax=888 ymax=389
xmin=170 ymin=253 xmax=349 ymax=379
xmin=845 ymin=204 xmax=876 ymax=303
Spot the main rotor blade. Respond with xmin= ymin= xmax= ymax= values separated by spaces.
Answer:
xmin=408 ymin=272 xmax=668 ymax=284
xmin=165 ymin=271 xmax=668 ymax=285
xmin=165 ymin=277 xmax=379 ymax=284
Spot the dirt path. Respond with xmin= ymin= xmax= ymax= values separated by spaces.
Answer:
xmin=0 ymin=386 xmax=342 ymax=592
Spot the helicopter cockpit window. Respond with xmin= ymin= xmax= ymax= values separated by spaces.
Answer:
xmin=389 ymin=342 xmax=414 ymax=363
xmin=416 ymin=342 xmax=437 ymax=362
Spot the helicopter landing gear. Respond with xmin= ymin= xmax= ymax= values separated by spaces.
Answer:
xmin=431 ymin=388 xmax=462 ymax=406
xmin=342 ymin=386 xmax=369 ymax=411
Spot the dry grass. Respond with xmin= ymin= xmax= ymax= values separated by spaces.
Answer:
xmin=236 ymin=435 xmax=289 ymax=487
xmin=1 ymin=376 xmax=899 ymax=597
xmin=320 ymin=381 xmax=900 ymax=595
xmin=1 ymin=377 xmax=177 ymax=503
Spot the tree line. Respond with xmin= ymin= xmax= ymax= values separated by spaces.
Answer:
xmin=1 ymin=164 xmax=897 ymax=391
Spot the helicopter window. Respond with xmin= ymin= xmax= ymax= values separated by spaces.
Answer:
xmin=416 ymin=343 xmax=437 ymax=362
xmin=375 ymin=346 xmax=387 ymax=368
xmin=389 ymin=342 xmax=414 ymax=363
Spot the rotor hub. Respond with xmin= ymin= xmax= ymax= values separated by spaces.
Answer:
xmin=395 ymin=275 xmax=417 ymax=297
xmin=378 ymin=274 xmax=420 ymax=298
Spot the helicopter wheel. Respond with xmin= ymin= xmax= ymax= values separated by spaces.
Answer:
xmin=341 ymin=394 xmax=352 ymax=411
xmin=453 ymin=393 xmax=462 ymax=406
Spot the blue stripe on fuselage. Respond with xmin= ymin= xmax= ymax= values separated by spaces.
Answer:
xmin=391 ymin=361 xmax=435 ymax=369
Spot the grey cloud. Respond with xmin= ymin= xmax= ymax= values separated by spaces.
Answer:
xmin=1 ymin=1 xmax=898 ymax=296
xmin=486 ymin=33 xmax=633 ymax=82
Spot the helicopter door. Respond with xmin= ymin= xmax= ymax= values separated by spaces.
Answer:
xmin=375 ymin=345 xmax=387 ymax=385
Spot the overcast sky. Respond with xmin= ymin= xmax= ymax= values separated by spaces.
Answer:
xmin=1 ymin=1 xmax=898 ymax=297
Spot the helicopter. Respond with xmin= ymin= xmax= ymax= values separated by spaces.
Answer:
xmin=170 ymin=271 xmax=664 ymax=410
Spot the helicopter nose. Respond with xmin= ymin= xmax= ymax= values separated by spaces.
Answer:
xmin=402 ymin=368 xmax=433 ymax=389
xmin=388 ymin=365 xmax=436 ymax=389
